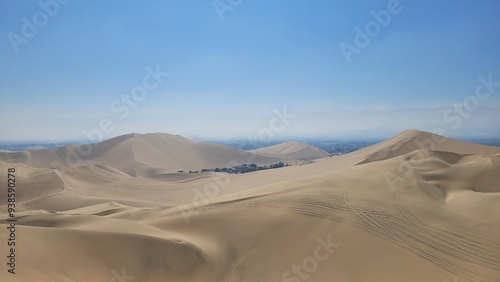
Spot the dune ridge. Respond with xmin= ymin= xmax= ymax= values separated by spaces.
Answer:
xmin=0 ymin=133 xmax=329 ymax=177
xmin=1 ymin=130 xmax=499 ymax=281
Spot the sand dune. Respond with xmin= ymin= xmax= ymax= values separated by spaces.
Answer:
xmin=1 ymin=130 xmax=499 ymax=281
xmin=0 ymin=133 xmax=328 ymax=177
xmin=249 ymin=141 xmax=330 ymax=163
xmin=357 ymin=129 xmax=500 ymax=164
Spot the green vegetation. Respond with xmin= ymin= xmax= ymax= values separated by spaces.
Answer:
xmin=189 ymin=162 xmax=289 ymax=174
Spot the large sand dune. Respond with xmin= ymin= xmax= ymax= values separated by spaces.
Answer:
xmin=1 ymin=130 xmax=499 ymax=281
xmin=249 ymin=141 xmax=330 ymax=163
xmin=0 ymin=133 xmax=329 ymax=177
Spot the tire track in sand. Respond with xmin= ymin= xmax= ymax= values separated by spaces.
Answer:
xmin=344 ymin=186 xmax=499 ymax=282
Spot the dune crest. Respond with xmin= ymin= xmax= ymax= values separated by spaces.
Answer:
xmin=356 ymin=129 xmax=500 ymax=165
xmin=1 ymin=130 xmax=499 ymax=282
xmin=250 ymin=141 xmax=330 ymax=162
xmin=0 ymin=133 xmax=329 ymax=177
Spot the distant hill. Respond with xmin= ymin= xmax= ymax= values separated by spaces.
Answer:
xmin=249 ymin=141 xmax=330 ymax=161
xmin=355 ymin=129 xmax=500 ymax=165
xmin=0 ymin=133 xmax=329 ymax=176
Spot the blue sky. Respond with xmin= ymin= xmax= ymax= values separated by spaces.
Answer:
xmin=1 ymin=0 xmax=500 ymax=141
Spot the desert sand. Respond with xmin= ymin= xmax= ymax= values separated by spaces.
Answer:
xmin=0 ymin=129 xmax=499 ymax=282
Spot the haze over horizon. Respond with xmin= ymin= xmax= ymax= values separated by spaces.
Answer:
xmin=1 ymin=0 xmax=500 ymax=141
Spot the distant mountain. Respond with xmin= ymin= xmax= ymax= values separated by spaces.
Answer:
xmin=355 ymin=129 xmax=500 ymax=165
xmin=0 ymin=133 xmax=329 ymax=177
xmin=249 ymin=141 xmax=330 ymax=161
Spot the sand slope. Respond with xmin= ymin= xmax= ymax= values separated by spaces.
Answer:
xmin=0 ymin=133 xmax=328 ymax=177
xmin=249 ymin=141 xmax=330 ymax=163
xmin=1 ymin=130 xmax=499 ymax=282
xmin=357 ymin=129 xmax=500 ymax=164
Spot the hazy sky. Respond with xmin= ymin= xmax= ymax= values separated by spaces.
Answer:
xmin=1 ymin=0 xmax=500 ymax=141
